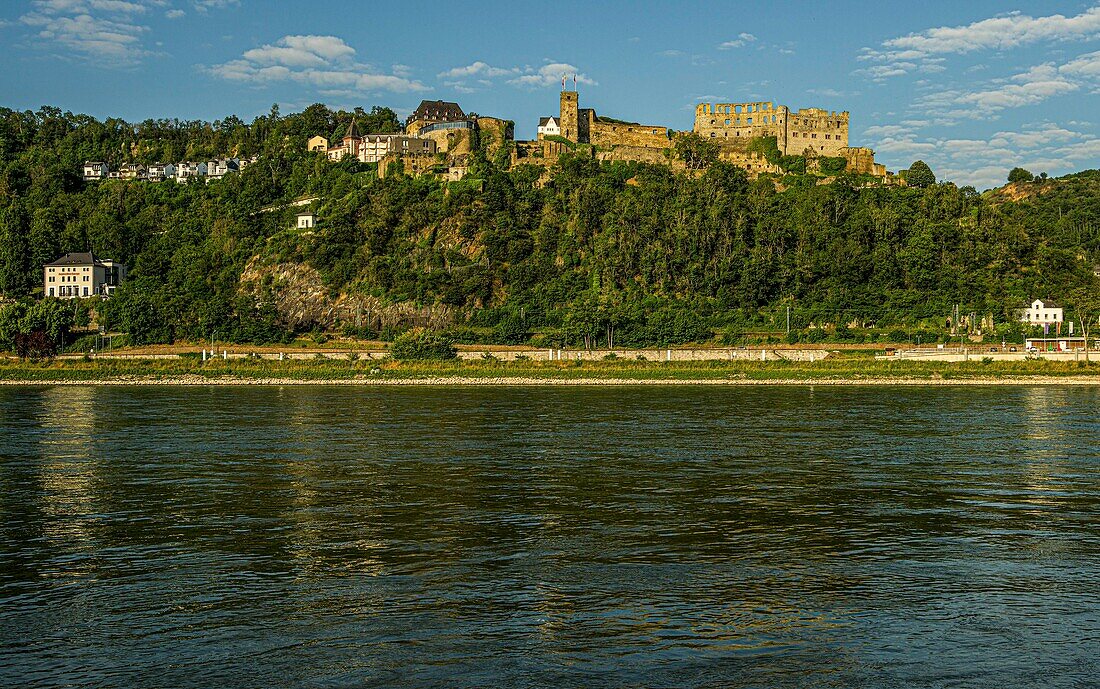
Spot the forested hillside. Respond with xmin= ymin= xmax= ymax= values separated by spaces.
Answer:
xmin=2 ymin=104 xmax=1099 ymax=349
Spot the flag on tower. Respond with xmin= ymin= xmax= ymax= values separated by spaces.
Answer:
xmin=561 ymin=75 xmax=566 ymax=90
xmin=573 ymin=74 xmax=577 ymax=88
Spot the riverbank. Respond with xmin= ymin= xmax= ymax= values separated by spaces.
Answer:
xmin=4 ymin=356 xmax=1100 ymax=385
xmin=5 ymin=375 xmax=1100 ymax=386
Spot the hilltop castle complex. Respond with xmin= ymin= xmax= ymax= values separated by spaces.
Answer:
xmin=304 ymin=87 xmax=893 ymax=182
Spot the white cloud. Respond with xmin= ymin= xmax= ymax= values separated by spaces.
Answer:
xmin=241 ymin=35 xmax=355 ymax=68
xmin=17 ymin=0 xmax=232 ymax=64
xmin=718 ymin=33 xmax=756 ymax=50
xmin=886 ymin=8 xmax=1100 ymax=56
xmin=864 ymin=120 xmax=1099 ymax=189
xmin=859 ymin=7 xmax=1100 ymax=79
xmin=807 ymin=88 xmax=859 ymax=98
xmin=508 ymin=62 xmax=596 ymax=88
xmin=193 ymin=0 xmax=238 ymax=12
xmin=437 ymin=61 xmax=518 ymax=79
xmin=208 ymin=34 xmax=427 ymax=93
xmin=20 ymin=0 xmax=156 ymax=64
xmin=913 ymin=51 xmax=1100 ymax=117
xmin=435 ymin=59 xmax=593 ymax=92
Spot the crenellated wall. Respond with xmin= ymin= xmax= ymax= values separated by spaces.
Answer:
xmin=694 ymin=101 xmax=849 ymax=157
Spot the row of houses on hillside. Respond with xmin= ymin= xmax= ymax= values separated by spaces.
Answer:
xmin=309 ymin=100 xmax=515 ymax=182
xmin=82 ymin=156 xmax=260 ymax=183
xmin=308 ymin=119 xmax=437 ymax=164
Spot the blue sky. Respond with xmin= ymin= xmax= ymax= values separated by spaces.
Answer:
xmin=1 ymin=0 xmax=1099 ymax=189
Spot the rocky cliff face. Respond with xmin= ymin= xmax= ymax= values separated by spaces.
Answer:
xmin=239 ymin=257 xmax=454 ymax=331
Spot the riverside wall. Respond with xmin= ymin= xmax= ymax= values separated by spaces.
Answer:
xmin=54 ymin=348 xmax=834 ymax=363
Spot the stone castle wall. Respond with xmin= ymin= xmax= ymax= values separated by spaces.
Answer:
xmin=694 ymin=102 xmax=849 ymax=157
xmin=559 ymin=92 xmax=671 ymax=151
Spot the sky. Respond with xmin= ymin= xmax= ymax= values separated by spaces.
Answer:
xmin=1 ymin=0 xmax=1099 ymax=189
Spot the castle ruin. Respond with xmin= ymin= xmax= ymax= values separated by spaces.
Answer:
xmin=694 ymin=102 xmax=848 ymax=156
xmin=693 ymin=101 xmax=886 ymax=176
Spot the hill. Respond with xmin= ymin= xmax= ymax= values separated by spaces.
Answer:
xmin=2 ymin=104 xmax=1100 ymax=349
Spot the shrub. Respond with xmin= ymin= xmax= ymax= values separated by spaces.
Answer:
xmin=390 ymin=328 xmax=457 ymax=361
xmin=14 ymin=331 xmax=56 ymax=361
xmin=494 ymin=313 xmax=529 ymax=345
xmin=804 ymin=328 xmax=826 ymax=344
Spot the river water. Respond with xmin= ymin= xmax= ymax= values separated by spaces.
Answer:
xmin=0 ymin=385 xmax=1098 ymax=688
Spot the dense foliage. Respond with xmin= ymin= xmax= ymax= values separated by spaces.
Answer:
xmin=389 ymin=328 xmax=458 ymax=361
xmin=2 ymin=104 xmax=1100 ymax=349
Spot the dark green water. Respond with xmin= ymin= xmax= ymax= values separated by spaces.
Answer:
xmin=0 ymin=385 xmax=1098 ymax=688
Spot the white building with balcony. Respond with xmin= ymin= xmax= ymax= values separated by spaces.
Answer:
xmin=43 ymin=252 xmax=127 ymax=299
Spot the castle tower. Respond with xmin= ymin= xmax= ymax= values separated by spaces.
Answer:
xmin=560 ymin=91 xmax=579 ymax=143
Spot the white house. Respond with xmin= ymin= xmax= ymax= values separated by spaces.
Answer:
xmin=118 ymin=163 xmax=147 ymax=181
xmin=147 ymin=163 xmax=176 ymax=180
xmin=43 ymin=252 xmax=127 ymax=299
xmin=1022 ymin=299 xmax=1063 ymax=326
xmin=206 ymin=158 xmax=240 ymax=180
xmin=83 ymin=161 xmax=109 ymax=181
xmin=537 ymin=116 xmax=561 ymax=139
xmin=296 ymin=212 xmax=316 ymax=229
xmin=175 ymin=161 xmax=207 ymax=183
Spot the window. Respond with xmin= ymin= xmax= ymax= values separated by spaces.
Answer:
xmin=83 ymin=287 xmax=89 ymax=296
xmin=747 ymin=118 xmax=753 ymax=124
xmin=48 ymin=288 xmax=54 ymax=296
xmin=725 ymin=119 xmax=730 ymax=125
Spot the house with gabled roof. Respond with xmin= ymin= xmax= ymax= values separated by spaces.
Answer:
xmin=43 ymin=252 xmax=127 ymax=299
xmin=407 ymin=100 xmax=466 ymax=128
xmin=537 ymin=116 xmax=561 ymax=140
xmin=83 ymin=161 xmax=109 ymax=181
xmin=1022 ymin=299 xmax=1063 ymax=326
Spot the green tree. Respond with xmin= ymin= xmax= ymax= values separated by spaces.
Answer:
xmin=906 ymin=160 xmax=936 ymax=188
xmin=0 ymin=203 xmax=31 ymax=296
xmin=1008 ymin=167 xmax=1034 ymax=183
xmin=1067 ymin=284 xmax=1100 ymax=362
xmin=673 ymin=132 xmax=719 ymax=171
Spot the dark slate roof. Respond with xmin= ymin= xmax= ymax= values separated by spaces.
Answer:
xmin=539 ymin=116 xmax=557 ymax=127
xmin=45 ymin=252 xmax=103 ymax=267
xmin=409 ymin=100 xmax=466 ymax=123
xmin=344 ymin=119 xmax=361 ymax=139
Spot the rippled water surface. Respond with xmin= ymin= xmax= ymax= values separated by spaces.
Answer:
xmin=1 ymin=385 xmax=1099 ymax=687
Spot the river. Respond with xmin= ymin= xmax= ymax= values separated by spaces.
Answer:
xmin=1 ymin=385 xmax=1098 ymax=687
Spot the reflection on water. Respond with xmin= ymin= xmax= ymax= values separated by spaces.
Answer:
xmin=1 ymin=385 xmax=1099 ymax=687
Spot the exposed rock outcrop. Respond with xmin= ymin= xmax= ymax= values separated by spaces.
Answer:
xmin=239 ymin=257 xmax=454 ymax=331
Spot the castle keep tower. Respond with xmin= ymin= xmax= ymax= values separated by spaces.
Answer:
xmin=559 ymin=91 xmax=579 ymax=142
